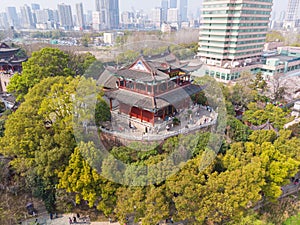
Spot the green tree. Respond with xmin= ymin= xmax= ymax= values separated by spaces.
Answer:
xmin=7 ymin=48 xmax=73 ymax=101
xmin=95 ymin=96 xmax=111 ymax=126
xmin=266 ymin=31 xmax=285 ymax=42
xmin=226 ymin=115 xmax=251 ymax=142
xmin=67 ymin=51 xmax=97 ymax=76
xmin=141 ymin=185 xmax=171 ymax=225
xmin=243 ymin=103 xmax=292 ymax=129
xmin=115 ymin=187 xmax=146 ymax=223
xmin=58 ymin=143 xmax=118 ymax=215
xmin=0 ymin=76 xmax=101 ymax=212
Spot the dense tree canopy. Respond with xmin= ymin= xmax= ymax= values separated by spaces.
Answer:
xmin=0 ymin=47 xmax=300 ymax=225
xmin=7 ymin=48 xmax=97 ymax=101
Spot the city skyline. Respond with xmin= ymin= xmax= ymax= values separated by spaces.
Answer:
xmin=0 ymin=0 xmax=286 ymax=17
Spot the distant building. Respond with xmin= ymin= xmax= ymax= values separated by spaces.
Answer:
xmin=95 ymin=0 xmax=101 ymax=12
xmin=161 ymin=22 xmax=177 ymax=33
xmin=86 ymin=10 xmax=93 ymax=26
xmin=189 ymin=19 xmax=199 ymax=28
xmin=107 ymin=0 xmax=120 ymax=29
xmin=121 ymin=11 xmax=134 ymax=28
xmin=0 ymin=13 xmax=9 ymax=29
xmin=94 ymin=0 xmax=119 ymax=30
xmin=31 ymin=3 xmax=40 ymax=11
xmin=76 ymin=3 xmax=85 ymax=30
xmin=179 ymin=0 xmax=188 ymax=22
xmin=6 ymin=7 xmax=19 ymax=28
xmin=31 ymin=3 xmax=40 ymax=24
xmin=198 ymin=0 xmax=273 ymax=81
xmin=92 ymin=11 xmax=102 ymax=31
xmin=279 ymin=11 xmax=286 ymax=22
xmin=35 ymin=9 xmax=49 ymax=24
xmin=151 ymin=7 xmax=162 ymax=28
xmin=20 ymin=4 xmax=35 ymax=29
xmin=283 ymin=0 xmax=300 ymax=29
xmin=57 ymin=3 xmax=73 ymax=30
xmin=169 ymin=0 xmax=177 ymax=8
xmin=264 ymin=42 xmax=284 ymax=51
xmin=167 ymin=8 xmax=178 ymax=24
xmin=248 ymin=45 xmax=300 ymax=80
xmin=180 ymin=21 xmax=189 ymax=29
xmin=103 ymin=32 xmax=116 ymax=44
xmin=161 ymin=0 xmax=168 ymax=22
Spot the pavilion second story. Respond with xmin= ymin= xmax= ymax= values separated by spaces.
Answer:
xmin=107 ymin=54 xmax=199 ymax=96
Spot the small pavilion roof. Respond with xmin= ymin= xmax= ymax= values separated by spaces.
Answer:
xmin=250 ymin=120 xmax=278 ymax=133
xmin=111 ymin=55 xmax=201 ymax=82
xmin=110 ymin=56 xmax=170 ymax=82
xmin=0 ymin=58 xmax=27 ymax=66
xmin=0 ymin=43 xmax=20 ymax=53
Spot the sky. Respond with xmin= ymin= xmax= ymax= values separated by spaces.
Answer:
xmin=0 ymin=0 xmax=286 ymax=18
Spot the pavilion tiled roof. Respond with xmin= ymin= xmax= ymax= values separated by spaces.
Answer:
xmin=156 ymin=84 xmax=204 ymax=108
xmin=96 ymin=67 xmax=118 ymax=89
xmin=106 ymin=84 xmax=204 ymax=111
xmin=110 ymin=55 xmax=201 ymax=83
xmin=105 ymin=89 xmax=169 ymax=111
xmin=0 ymin=43 xmax=20 ymax=53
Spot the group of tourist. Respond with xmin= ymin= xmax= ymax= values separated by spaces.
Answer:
xmin=68 ymin=213 xmax=90 ymax=224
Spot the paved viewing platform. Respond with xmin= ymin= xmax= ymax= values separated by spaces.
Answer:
xmin=100 ymin=104 xmax=218 ymax=141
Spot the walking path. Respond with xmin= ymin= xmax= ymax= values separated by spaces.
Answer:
xmin=21 ymin=213 xmax=120 ymax=225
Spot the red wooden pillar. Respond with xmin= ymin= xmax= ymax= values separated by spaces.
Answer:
xmin=109 ymin=99 xmax=112 ymax=110
xmin=151 ymin=112 xmax=154 ymax=125
xmin=162 ymin=108 xmax=166 ymax=120
xmin=140 ymin=109 xmax=143 ymax=122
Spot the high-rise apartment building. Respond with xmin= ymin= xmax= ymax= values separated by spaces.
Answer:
xmin=6 ymin=7 xmax=19 ymax=28
xmin=0 ymin=13 xmax=9 ymax=29
xmin=31 ymin=3 xmax=40 ymax=24
xmin=107 ymin=0 xmax=120 ymax=29
xmin=161 ymin=0 xmax=168 ymax=22
xmin=95 ymin=0 xmax=101 ymax=12
xmin=76 ymin=3 xmax=85 ymax=29
xmin=151 ymin=7 xmax=162 ymax=28
xmin=283 ymin=0 xmax=300 ymax=29
xmin=198 ymin=0 xmax=273 ymax=80
xmin=35 ymin=9 xmax=49 ymax=24
xmin=20 ymin=4 xmax=35 ymax=29
xmin=169 ymin=0 xmax=177 ymax=8
xmin=31 ymin=3 xmax=40 ymax=11
xmin=179 ymin=0 xmax=188 ymax=22
xmin=94 ymin=0 xmax=119 ymax=30
xmin=92 ymin=11 xmax=101 ymax=31
xmin=167 ymin=8 xmax=178 ymax=23
xmin=57 ymin=3 xmax=73 ymax=30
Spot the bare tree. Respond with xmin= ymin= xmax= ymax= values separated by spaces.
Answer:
xmin=268 ymin=73 xmax=287 ymax=102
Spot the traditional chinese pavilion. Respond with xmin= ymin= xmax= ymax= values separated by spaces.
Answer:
xmin=0 ymin=43 xmax=27 ymax=92
xmin=0 ymin=42 xmax=27 ymax=74
xmin=98 ymin=52 xmax=203 ymax=127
